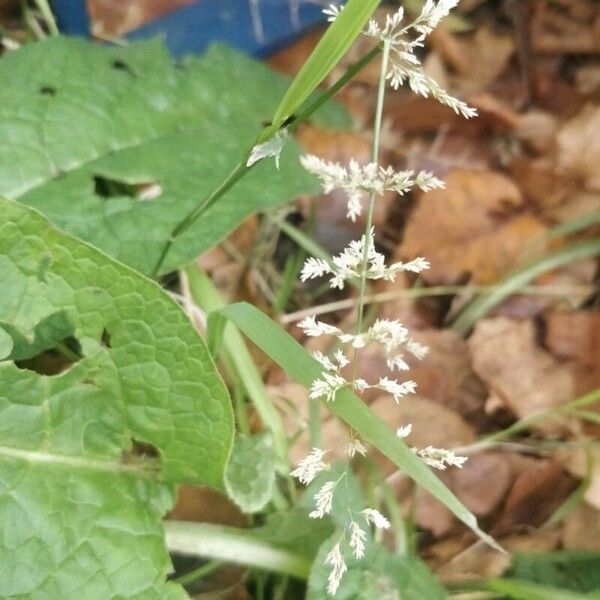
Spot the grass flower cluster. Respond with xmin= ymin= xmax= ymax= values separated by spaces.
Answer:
xmin=291 ymin=1 xmax=474 ymax=593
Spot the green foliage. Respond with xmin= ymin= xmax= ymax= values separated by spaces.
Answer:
xmin=255 ymin=508 xmax=334 ymax=560
xmin=307 ymin=537 xmax=446 ymax=600
xmin=212 ymin=302 xmax=501 ymax=550
xmin=452 ymin=239 xmax=600 ymax=335
xmin=224 ymin=432 xmax=276 ymax=513
xmin=509 ymin=551 xmax=600 ymax=593
xmin=0 ymin=326 xmax=13 ymax=359
xmin=271 ymin=0 xmax=381 ymax=129
xmin=0 ymin=37 xmax=346 ymax=276
xmin=0 ymin=197 xmax=233 ymax=599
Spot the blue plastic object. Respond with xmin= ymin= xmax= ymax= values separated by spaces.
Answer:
xmin=49 ymin=0 xmax=330 ymax=57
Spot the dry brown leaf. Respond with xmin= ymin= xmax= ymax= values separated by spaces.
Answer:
xmin=371 ymin=394 xmax=476 ymax=465
xmin=401 ymin=170 xmax=548 ymax=285
xmin=557 ymin=447 xmax=600 ymax=510
xmin=545 ymin=309 xmax=600 ymax=369
xmin=495 ymin=459 xmax=578 ymax=534
xmin=88 ymin=0 xmax=194 ymax=38
xmin=415 ymin=452 xmax=512 ymax=538
xmin=434 ymin=540 xmax=512 ymax=583
xmin=515 ymin=110 xmax=559 ymax=154
xmin=453 ymin=25 xmax=515 ymax=92
xmin=562 ymin=502 xmax=600 ymax=551
xmin=557 ymin=104 xmax=600 ymax=191
xmin=469 ymin=317 xmax=577 ymax=430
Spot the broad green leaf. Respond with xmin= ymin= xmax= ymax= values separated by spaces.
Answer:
xmin=254 ymin=508 xmax=333 ymax=560
xmin=0 ymin=197 xmax=233 ymax=599
xmin=508 ymin=551 xmax=600 ymax=593
xmin=0 ymin=326 xmax=13 ymax=360
xmin=307 ymin=537 xmax=445 ymax=600
xmin=0 ymin=37 xmax=346 ymax=276
xmin=212 ymin=302 xmax=502 ymax=551
xmin=224 ymin=432 xmax=276 ymax=513
xmin=272 ymin=0 xmax=382 ymax=128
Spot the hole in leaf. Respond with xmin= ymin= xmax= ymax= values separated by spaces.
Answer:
xmin=39 ymin=85 xmax=56 ymax=96
xmin=100 ymin=328 xmax=112 ymax=348
xmin=122 ymin=439 xmax=161 ymax=468
xmin=111 ymin=59 xmax=136 ymax=77
xmin=15 ymin=335 xmax=83 ymax=376
xmin=93 ymin=175 xmax=162 ymax=201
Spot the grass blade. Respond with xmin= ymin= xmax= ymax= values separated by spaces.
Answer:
xmin=452 ymin=239 xmax=600 ymax=336
xmin=484 ymin=578 xmax=600 ymax=600
xmin=271 ymin=0 xmax=382 ymax=129
xmin=215 ymin=301 xmax=502 ymax=551
xmin=185 ymin=267 xmax=289 ymax=463
xmin=165 ymin=521 xmax=311 ymax=579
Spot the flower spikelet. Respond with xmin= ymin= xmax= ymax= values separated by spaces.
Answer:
xmin=325 ymin=541 xmax=347 ymax=595
xmin=362 ymin=508 xmax=391 ymax=530
xmin=310 ymin=480 xmax=336 ymax=519
xmin=349 ymin=521 xmax=367 ymax=559
xmin=290 ymin=448 xmax=329 ymax=485
xmin=413 ymin=446 xmax=469 ymax=470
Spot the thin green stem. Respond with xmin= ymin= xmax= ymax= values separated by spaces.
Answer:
xmin=151 ymin=45 xmax=382 ymax=278
xmin=33 ymin=0 xmax=59 ymax=36
xmin=164 ymin=521 xmax=311 ymax=580
xmin=174 ymin=559 xmax=224 ymax=586
xmin=353 ymin=39 xmax=391 ymax=375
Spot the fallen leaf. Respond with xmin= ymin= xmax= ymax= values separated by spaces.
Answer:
xmin=557 ymin=104 xmax=600 ymax=191
xmin=416 ymin=452 xmax=512 ymax=538
xmin=545 ymin=309 xmax=600 ymax=369
xmin=495 ymin=459 xmax=578 ymax=534
xmin=453 ymin=25 xmax=515 ymax=92
xmin=468 ymin=317 xmax=577 ymax=431
xmin=88 ymin=0 xmax=194 ymax=38
xmin=401 ymin=170 xmax=548 ymax=285
xmin=562 ymin=503 xmax=600 ymax=551
xmin=434 ymin=540 xmax=511 ymax=583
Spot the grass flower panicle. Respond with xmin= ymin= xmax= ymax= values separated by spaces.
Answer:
xmin=296 ymin=2 xmax=476 ymax=593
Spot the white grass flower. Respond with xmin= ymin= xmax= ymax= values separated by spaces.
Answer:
xmin=323 ymin=3 xmax=343 ymax=23
xmin=301 ymin=257 xmax=332 ymax=282
xmin=362 ymin=508 xmax=391 ymax=530
xmin=353 ymin=378 xmax=370 ymax=392
xmin=298 ymin=315 xmax=341 ymax=337
xmin=325 ymin=540 xmax=347 ymax=595
xmin=310 ymin=372 xmax=347 ymax=402
xmin=310 ymin=480 xmax=336 ymax=519
xmin=349 ymin=521 xmax=367 ymax=559
xmin=333 ymin=349 xmax=350 ymax=368
xmin=291 ymin=448 xmax=329 ymax=485
xmin=363 ymin=4 xmax=477 ymax=119
xmin=313 ymin=350 xmax=337 ymax=372
xmin=345 ymin=438 xmax=367 ymax=458
xmin=374 ymin=377 xmax=418 ymax=403
xmin=416 ymin=0 xmax=460 ymax=32
xmin=396 ymin=423 xmax=413 ymax=439
xmin=300 ymin=155 xmax=443 ymax=224
xmin=407 ymin=339 xmax=429 ymax=360
xmin=413 ymin=446 xmax=469 ymax=470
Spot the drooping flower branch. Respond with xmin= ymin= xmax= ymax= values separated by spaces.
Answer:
xmin=291 ymin=2 xmax=473 ymax=594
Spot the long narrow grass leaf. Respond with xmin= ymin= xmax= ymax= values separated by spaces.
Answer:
xmin=185 ymin=267 xmax=289 ymax=462
xmin=452 ymin=239 xmax=600 ymax=335
xmin=271 ymin=0 xmax=381 ymax=128
xmin=215 ymin=302 xmax=502 ymax=551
